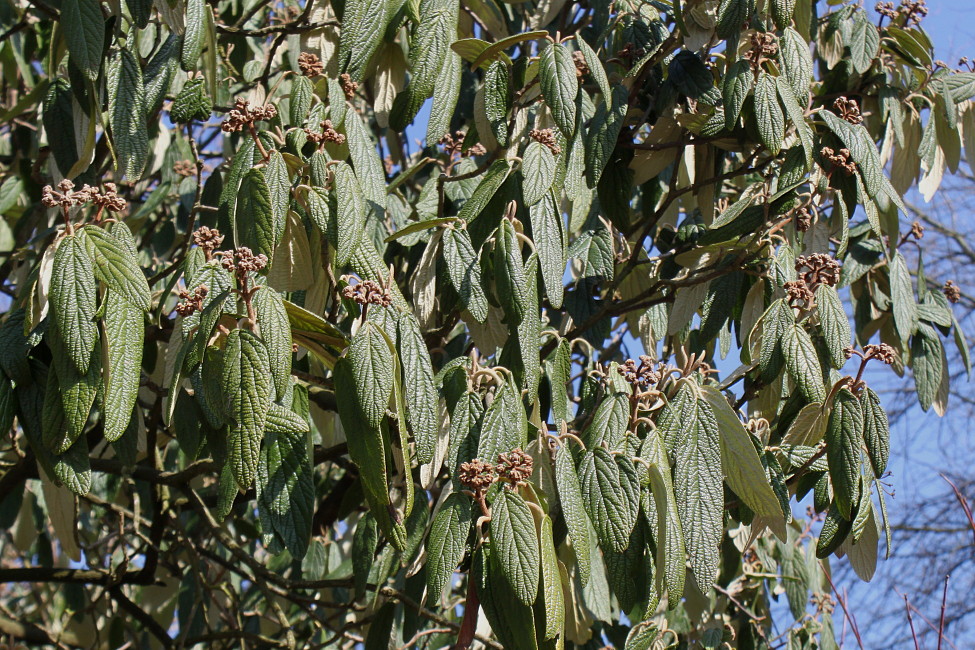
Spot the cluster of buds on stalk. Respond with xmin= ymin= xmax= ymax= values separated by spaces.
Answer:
xmin=297 ymin=52 xmax=324 ymax=77
xmin=528 ymin=128 xmax=562 ymax=155
xmin=617 ymin=355 xmax=661 ymax=389
xmin=438 ymin=131 xmax=486 ymax=158
xmin=459 ymin=449 xmax=534 ymax=516
xmin=796 ymin=254 xmax=841 ymax=289
xmin=833 ymin=97 xmax=863 ymax=125
xmin=221 ymin=98 xmax=278 ymax=133
xmin=745 ymin=32 xmax=778 ymax=70
xmin=42 ymin=180 xmax=128 ymax=225
xmin=876 ymin=0 xmax=927 ymax=26
xmin=821 ymin=147 xmax=857 ymax=175
xmin=943 ymin=280 xmax=962 ymax=304
xmin=305 ymin=119 xmax=346 ymax=147
xmin=191 ymin=226 xmax=225 ymax=261
xmin=339 ymin=73 xmax=358 ymax=100
xmin=341 ymin=279 xmax=392 ymax=308
xmin=175 ymin=285 xmax=209 ymax=317
xmin=845 ymin=343 xmax=897 ymax=391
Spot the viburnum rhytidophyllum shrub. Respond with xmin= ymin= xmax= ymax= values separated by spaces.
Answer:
xmin=0 ymin=0 xmax=970 ymax=647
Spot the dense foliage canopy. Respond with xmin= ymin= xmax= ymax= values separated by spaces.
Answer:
xmin=0 ymin=0 xmax=971 ymax=647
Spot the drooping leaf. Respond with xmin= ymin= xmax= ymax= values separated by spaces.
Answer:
xmin=491 ymin=488 xmax=540 ymax=606
xmin=825 ymin=388 xmax=863 ymax=520
xmin=223 ymin=329 xmax=273 ymax=489
xmin=538 ymin=42 xmax=578 ymax=139
xmin=50 ymin=234 xmax=98 ymax=374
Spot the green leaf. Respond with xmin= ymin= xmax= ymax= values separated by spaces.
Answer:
xmin=477 ymin=544 xmax=539 ymax=650
xmin=50 ymin=234 xmax=98 ymax=374
xmin=101 ymin=291 xmax=143 ymax=442
xmin=816 ymin=501 xmax=852 ymax=558
xmin=759 ymin=299 xmax=792 ymax=381
xmin=252 ymin=287 xmax=292 ymax=401
xmin=491 ymin=489 xmax=540 ymax=606
xmin=144 ymin=34 xmax=180 ymax=117
xmin=849 ymin=12 xmax=880 ymax=74
xmin=83 ymin=226 xmax=151 ymax=311
xmin=545 ymin=339 xmax=571 ymax=425
xmin=816 ymin=285 xmax=851 ymax=369
xmin=426 ymin=492 xmax=473 ymax=605
xmin=771 ymin=0 xmax=797 ymax=29
xmin=755 ymin=72 xmax=785 ymax=156
xmin=346 ymin=322 xmax=394 ymax=428
xmin=62 ymin=0 xmax=104 ymax=81
xmin=668 ymin=51 xmax=714 ymax=98
xmin=783 ymin=322 xmax=827 ymax=403
xmin=825 ymin=388 xmax=863 ymax=520
xmin=700 ymin=386 xmax=784 ymax=532
xmin=391 ymin=0 xmax=458 ymax=129
xmin=345 ymin=108 xmax=387 ymax=215
xmin=580 ymin=447 xmax=639 ymax=553
xmin=397 ymin=312 xmax=438 ymax=464
xmin=716 ymin=0 xmax=754 ymax=39
xmin=457 ymin=159 xmax=512 ymax=224
xmin=338 ymin=0 xmax=389 ymax=82
xmin=477 ymin=378 xmax=523 ymax=462
xmin=426 ymin=49 xmax=463 ymax=144
xmin=483 ymin=60 xmax=511 ymax=148
xmin=529 ymin=191 xmax=565 ymax=309
xmin=334 ymin=356 xmax=405 ymax=549
xmin=860 ymin=387 xmax=889 ymax=478
xmin=538 ymin=42 xmax=578 ymax=139
xmin=576 ymin=37 xmax=611 ymax=104
xmin=223 ymin=329 xmax=272 ymax=489
xmin=182 ymin=0 xmax=207 ymax=71
xmin=585 ymin=84 xmax=628 ymax=189
xmin=170 ymin=76 xmax=213 ymax=123
xmin=779 ymin=27 xmax=813 ymax=104
xmin=263 ymin=151 xmax=290 ymax=248
xmin=777 ymin=76 xmax=815 ymax=169
xmin=722 ymin=60 xmax=752 ymax=130
xmin=537 ymin=514 xmax=565 ymax=640
xmin=107 ymin=48 xmax=149 ymax=181
xmin=47 ymin=331 xmax=99 ymax=454
xmin=554 ymin=443 xmax=592 ymax=585
xmin=911 ymin=322 xmax=944 ymax=412
xmin=289 ymin=75 xmax=313 ymax=127
xmin=673 ymin=386 xmax=724 ymax=588
xmin=257 ymin=404 xmax=314 ymax=558
xmin=331 ymin=162 xmax=366 ymax=267
xmin=640 ymin=429 xmax=686 ymax=604
xmin=890 ymin=252 xmax=918 ymax=340
xmin=236 ymin=168 xmax=276 ymax=263
xmin=494 ymin=219 xmax=528 ymax=325
xmin=53 ymin=435 xmax=92 ymax=496
xmin=522 ymin=141 xmax=556 ymax=206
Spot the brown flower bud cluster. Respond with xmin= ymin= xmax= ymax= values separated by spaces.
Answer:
xmin=175 ymin=285 xmax=209 ymax=317
xmin=173 ymin=160 xmax=196 ymax=177
xmin=459 ymin=458 xmax=496 ymax=492
xmin=42 ymin=180 xmax=128 ymax=214
xmin=845 ymin=343 xmax=897 ymax=365
xmin=90 ymin=182 xmax=127 ymax=213
xmin=496 ymin=449 xmax=534 ymax=485
xmin=784 ymin=280 xmax=815 ymax=308
xmin=944 ymin=280 xmax=961 ymax=304
xmin=833 ymin=97 xmax=863 ymax=125
xmin=221 ymin=98 xmax=279 ymax=133
xmin=746 ymin=32 xmax=779 ymax=70
xmin=529 ymin=128 xmax=562 ymax=156
xmin=820 ymin=147 xmax=856 ymax=175
xmin=192 ymin=226 xmax=224 ymax=259
xmin=339 ymin=73 xmax=358 ymax=100
xmin=438 ymin=131 xmax=486 ymax=158
xmin=910 ymin=220 xmax=924 ymax=240
xmin=796 ymin=253 xmax=841 ymax=289
xmin=876 ymin=0 xmax=928 ymax=26
xmin=341 ymin=279 xmax=392 ymax=307
xmin=305 ymin=119 xmax=346 ymax=147
xmin=617 ymin=355 xmax=661 ymax=388
xmin=221 ymin=246 xmax=268 ymax=275
xmin=297 ymin=52 xmax=324 ymax=77
xmin=571 ymin=50 xmax=590 ymax=78
xmin=795 ymin=206 xmax=813 ymax=232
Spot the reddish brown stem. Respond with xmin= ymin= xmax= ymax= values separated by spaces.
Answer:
xmin=454 ymin=577 xmax=480 ymax=650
